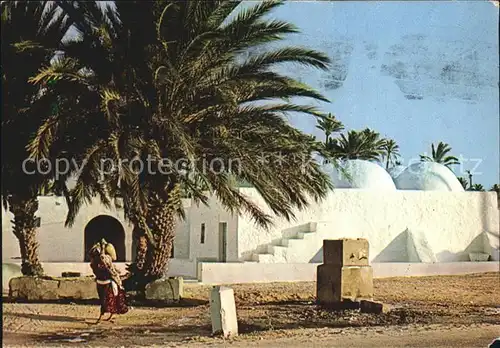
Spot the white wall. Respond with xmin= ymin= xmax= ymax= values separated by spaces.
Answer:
xmin=184 ymin=194 xmax=238 ymax=263
xmin=2 ymin=196 xmax=194 ymax=263
xmin=236 ymin=188 xmax=499 ymax=262
xmin=2 ymin=196 xmax=135 ymax=262
xmin=198 ymin=262 xmax=500 ymax=284
xmin=3 ymin=190 xmax=498 ymax=266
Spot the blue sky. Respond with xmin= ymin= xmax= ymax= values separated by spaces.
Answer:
xmin=237 ymin=0 xmax=499 ymax=187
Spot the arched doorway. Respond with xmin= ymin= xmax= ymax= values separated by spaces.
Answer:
xmin=84 ymin=215 xmax=126 ymax=262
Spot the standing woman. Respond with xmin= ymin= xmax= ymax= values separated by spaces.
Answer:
xmin=89 ymin=239 xmax=128 ymax=323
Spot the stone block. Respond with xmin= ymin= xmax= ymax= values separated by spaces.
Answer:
xmin=9 ymin=276 xmax=97 ymax=301
xmin=57 ymin=277 xmax=97 ymax=300
xmin=323 ymin=238 xmax=369 ymax=266
xmin=210 ymin=286 xmax=238 ymax=338
xmin=341 ymin=266 xmax=373 ymax=301
xmin=360 ymin=300 xmax=391 ymax=314
xmin=317 ymin=264 xmax=373 ymax=306
xmin=144 ymin=277 xmax=184 ymax=302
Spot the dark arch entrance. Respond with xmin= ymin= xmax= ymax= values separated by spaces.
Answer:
xmin=84 ymin=215 xmax=126 ymax=262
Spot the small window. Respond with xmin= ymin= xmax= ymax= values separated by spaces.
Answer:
xmin=200 ymin=223 xmax=206 ymax=244
xmin=170 ymin=244 xmax=174 ymax=258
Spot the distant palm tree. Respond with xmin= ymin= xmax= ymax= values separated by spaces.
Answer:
xmin=490 ymin=184 xmax=499 ymax=195
xmin=316 ymin=113 xmax=344 ymax=144
xmin=420 ymin=142 xmax=460 ymax=168
xmin=457 ymin=177 xmax=468 ymax=190
xmin=328 ymin=128 xmax=385 ymax=161
xmin=469 ymin=184 xmax=485 ymax=192
xmin=381 ymin=139 xmax=400 ymax=170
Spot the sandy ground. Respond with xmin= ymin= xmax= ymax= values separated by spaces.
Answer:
xmin=3 ymin=272 xmax=500 ymax=347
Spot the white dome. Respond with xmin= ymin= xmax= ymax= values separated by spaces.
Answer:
xmin=323 ymin=159 xmax=397 ymax=190
xmin=393 ymin=162 xmax=464 ymax=191
xmin=387 ymin=165 xmax=407 ymax=179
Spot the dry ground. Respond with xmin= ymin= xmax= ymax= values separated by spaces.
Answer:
xmin=3 ymin=272 xmax=500 ymax=347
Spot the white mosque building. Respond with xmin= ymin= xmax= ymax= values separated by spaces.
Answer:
xmin=2 ymin=160 xmax=499 ymax=284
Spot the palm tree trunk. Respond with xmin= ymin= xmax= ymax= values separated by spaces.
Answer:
xmin=135 ymin=234 xmax=149 ymax=271
xmin=130 ymin=224 xmax=149 ymax=272
xmin=8 ymin=195 xmax=44 ymax=276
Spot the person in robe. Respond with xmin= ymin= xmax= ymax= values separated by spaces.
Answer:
xmin=88 ymin=239 xmax=128 ymax=323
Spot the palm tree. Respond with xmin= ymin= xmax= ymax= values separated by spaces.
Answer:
xmin=29 ymin=0 xmax=333 ymax=286
xmin=1 ymin=2 xmax=73 ymax=275
xmin=381 ymin=139 xmax=400 ymax=170
xmin=469 ymin=184 xmax=485 ymax=192
xmin=420 ymin=142 xmax=460 ymax=168
xmin=316 ymin=113 xmax=343 ymax=164
xmin=316 ymin=113 xmax=344 ymax=144
xmin=327 ymin=128 xmax=385 ymax=161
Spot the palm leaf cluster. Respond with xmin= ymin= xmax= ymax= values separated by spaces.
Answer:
xmin=14 ymin=0 xmax=333 ymax=280
xmin=315 ymin=113 xmax=344 ymax=144
xmin=326 ymin=128 xmax=388 ymax=162
xmin=314 ymin=114 xmax=401 ymax=168
xmin=420 ymin=142 xmax=460 ymax=168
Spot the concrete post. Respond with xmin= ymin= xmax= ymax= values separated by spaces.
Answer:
xmin=317 ymin=238 xmax=374 ymax=308
xmin=210 ymin=286 xmax=238 ymax=338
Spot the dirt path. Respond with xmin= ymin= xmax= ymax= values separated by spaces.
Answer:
xmin=184 ymin=324 xmax=500 ymax=348
xmin=3 ymin=273 xmax=500 ymax=347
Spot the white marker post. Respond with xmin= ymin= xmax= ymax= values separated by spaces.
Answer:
xmin=210 ymin=286 xmax=238 ymax=338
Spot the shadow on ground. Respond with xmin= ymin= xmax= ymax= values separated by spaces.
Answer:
xmin=6 ymin=312 xmax=88 ymax=323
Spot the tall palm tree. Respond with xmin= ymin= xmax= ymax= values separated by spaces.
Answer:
xmin=316 ymin=113 xmax=343 ymax=165
xmin=316 ymin=113 xmax=344 ymax=144
xmin=29 ymin=0 xmax=333 ymax=285
xmin=327 ymin=128 xmax=385 ymax=161
xmin=420 ymin=142 xmax=460 ymax=168
xmin=1 ymin=2 xmax=73 ymax=275
xmin=381 ymin=138 xmax=400 ymax=170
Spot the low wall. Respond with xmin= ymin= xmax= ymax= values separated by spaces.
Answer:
xmin=197 ymin=262 xmax=500 ymax=284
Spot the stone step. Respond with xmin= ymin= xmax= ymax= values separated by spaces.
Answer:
xmin=297 ymin=231 xmax=317 ymax=239
xmin=282 ymin=238 xmax=305 ymax=248
xmin=252 ymin=222 xmax=321 ymax=263
xmin=268 ymin=245 xmax=288 ymax=255
xmin=252 ymin=253 xmax=277 ymax=263
xmin=282 ymin=232 xmax=316 ymax=246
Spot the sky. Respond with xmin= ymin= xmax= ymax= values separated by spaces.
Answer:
xmin=236 ymin=0 xmax=499 ymax=188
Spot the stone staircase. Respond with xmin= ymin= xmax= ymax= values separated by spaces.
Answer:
xmin=250 ymin=222 xmax=330 ymax=263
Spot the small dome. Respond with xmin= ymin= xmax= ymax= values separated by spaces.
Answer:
xmin=387 ymin=165 xmax=406 ymax=179
xmin=323 ymin=159 xmax=397 ymax=190
xmin=393 ymin=162 xmax=464 ymax=191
